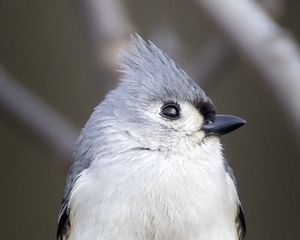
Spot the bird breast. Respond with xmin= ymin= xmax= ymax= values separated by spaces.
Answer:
xmin=68 ymin=144 xmax=237 ymax=240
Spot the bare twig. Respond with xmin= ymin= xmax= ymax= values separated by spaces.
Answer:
xmin=197 ymin=0 xmax=300 ymax=134
xmin=0 ymin=67 xmax=79 ymax=160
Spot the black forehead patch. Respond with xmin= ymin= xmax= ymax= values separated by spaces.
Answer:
xmin=194 ymin=99 xmax=216 ymax=120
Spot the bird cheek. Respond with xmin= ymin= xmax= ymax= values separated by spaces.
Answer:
xmin=190 ymin=130 xmax=206 ymax=143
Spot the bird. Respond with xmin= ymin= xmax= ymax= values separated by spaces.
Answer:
xmin=57 ymin=34 xmax=246 ymax=240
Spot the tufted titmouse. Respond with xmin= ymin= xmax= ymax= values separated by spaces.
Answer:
xmin=57 ymin=34 xmax=246 ymax=240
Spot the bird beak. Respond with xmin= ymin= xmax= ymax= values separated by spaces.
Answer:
xmin=201 ymin=114 xmax=246 ymax=136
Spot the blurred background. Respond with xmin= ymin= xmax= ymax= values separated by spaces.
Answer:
xmin=0 ymin=0 xmax=299 ymax=239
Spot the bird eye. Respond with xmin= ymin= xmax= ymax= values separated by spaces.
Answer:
xmin=161 ymin=103 xmax=180 ymax=120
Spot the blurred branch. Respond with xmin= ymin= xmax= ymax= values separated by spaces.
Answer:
xmin=197 ymin=0 xmax=300 ymax=134
xmin=191 ymin=38 xmax=235 ymax=89
xmin=0 ymin=67 xmax=79 ymax=160
xmin=0 ymin=1 xmax=134 ymax=163
xmin=74 ymin=0 xmax=134 ymax=81
xmin=192 ymin=0 xmax=285 ymax=89
xmin=259 ymin=0 xmax=285 ymax=18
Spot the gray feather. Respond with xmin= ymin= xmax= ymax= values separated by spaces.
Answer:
xmin=117 ymin=34 xmax=210 ymax=105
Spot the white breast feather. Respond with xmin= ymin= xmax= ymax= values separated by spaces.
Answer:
xmin=68 ymin=138 xmax=238 ymax=240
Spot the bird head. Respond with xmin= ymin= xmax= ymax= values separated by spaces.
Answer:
xmin=81 ymin=34 xmax=245 ymax=157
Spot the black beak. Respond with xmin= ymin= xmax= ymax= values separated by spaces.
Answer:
xmin=201 ymin=114 xmax=246 ymax=136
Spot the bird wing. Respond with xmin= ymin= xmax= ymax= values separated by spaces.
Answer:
xmin=236 ymin=203 xmax=246 ymax=240
xmin=57 ymin=199 xmax=70 ymax=240
xmin=57 ymin=152 xmax=92 ymax=239
xmin=225 ymin=162 xmax=246 ymax=240
xmin=57 ymin=167 xmax=86 ymax=240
